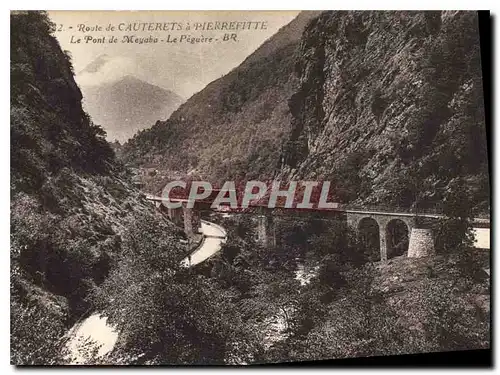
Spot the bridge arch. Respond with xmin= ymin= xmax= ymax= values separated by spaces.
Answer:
xmin=357 ymin=217 xmax=381 ymax=262
xmin=385 ymin=219 xmax=410 ymax=259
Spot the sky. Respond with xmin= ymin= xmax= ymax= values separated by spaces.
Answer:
xmin=48 ymin=11 xmax=299 ymax=99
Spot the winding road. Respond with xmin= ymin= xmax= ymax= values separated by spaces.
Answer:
xmin=65 ymin=219 xmax=227 ymax=364
xmin=181 ymin=220 xmax=227 ymax=267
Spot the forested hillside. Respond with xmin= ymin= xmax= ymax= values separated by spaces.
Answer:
xmin=10 ymin=11 xmax=186 ymax=364
xmin=11 ymin=13 xmax=282 ymax=366
xmin=123 ymin=11 xmax=488 ymax=214
xmin=122 ymin=11 xmax=321 ymax=183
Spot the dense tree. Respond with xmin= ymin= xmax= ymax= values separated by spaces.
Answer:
xmin=433 ymin=177 xmax=475 ymax=254
xmin=91 ymin=214 xmax=260 ymax=364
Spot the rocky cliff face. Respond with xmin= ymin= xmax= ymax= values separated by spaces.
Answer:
xmin=122 ymin=11 xmax=488 ymax=212
xmin=282 ymin=11 xmax=488 ymax=210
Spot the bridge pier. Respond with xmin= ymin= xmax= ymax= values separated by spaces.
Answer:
xmin=167 ymin=206 xmax=184 ymax=227
xmin=256 ymin=215 xmax=276 ymax=247
xmin=164 ymin=205 xmax=202 ymax=238
xmin=379 ymin=227 xmax=388 ymax=261
xmin=182 ymin=205 xmax=202 ymax=239
xmin=407 ymin=228 xmax=435 ymax=258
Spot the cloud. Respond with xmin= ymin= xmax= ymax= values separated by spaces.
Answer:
xmin=76 ymin=55 xmax=138 ymax=87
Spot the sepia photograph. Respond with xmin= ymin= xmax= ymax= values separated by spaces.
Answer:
xmin=9 ymin=8 xmax=491 ymax=366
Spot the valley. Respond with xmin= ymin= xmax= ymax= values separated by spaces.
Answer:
xmin=10 ymin=10 xmax=490 ymax=366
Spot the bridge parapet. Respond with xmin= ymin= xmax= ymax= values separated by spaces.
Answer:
xmin=341 ymin=204 xmax=443 ymax=216
xmin=342 ymin=204 xmax=490 ymax=221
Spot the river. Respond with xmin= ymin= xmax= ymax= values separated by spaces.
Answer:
xmin=64 ymin=220 xmax=226 ymax=364
xmin=472 ymin=227 xmax=490 ymax=249
xmin=64 ymin=223 xmax=488 ymax=364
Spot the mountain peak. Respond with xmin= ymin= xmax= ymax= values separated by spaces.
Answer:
xmin=120 ymin=74 xmax=141 ymax=82
xmin=81 ymin=74 xmax=184 ymax=143
xmin=113 ymin=74 xmax=147 ymax=87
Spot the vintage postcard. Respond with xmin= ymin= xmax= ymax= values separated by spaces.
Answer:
xmin=10 ymin=10 xmax=490 ymax=365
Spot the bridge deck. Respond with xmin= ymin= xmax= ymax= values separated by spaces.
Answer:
xmin=145 ymin=195 xmax=489 ymax=225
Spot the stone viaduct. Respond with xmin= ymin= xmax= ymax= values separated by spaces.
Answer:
xmin=252 ymin=209 xmax=435 ymax=260
xmin=253 ymin=208 xmax=490 ymax=260
xmin=146 ymin=194 xmax=489 ymax=261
